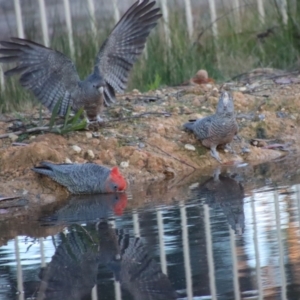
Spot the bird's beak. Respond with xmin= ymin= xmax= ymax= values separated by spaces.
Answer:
xmin=98 ymin=86 xmax=104 ymax=93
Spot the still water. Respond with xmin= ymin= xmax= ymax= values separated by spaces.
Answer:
xmin=1 ymin=158 xmax=300 ymax=300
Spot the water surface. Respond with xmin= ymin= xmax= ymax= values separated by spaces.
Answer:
xmin=1 ymin=158 xmax=300 ymax=300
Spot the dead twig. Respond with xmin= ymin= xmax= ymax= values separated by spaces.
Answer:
xmin=3 ymin=116 xmax=64 ymax=123
xmin=0 ymin=196 xmax=21 ymax=202
xmin=146 ymin=142 xmax=196 ymax=170
xmin=103 ymin=111 xmax=171 ymax=124
xmin=0 ymin=112 xmax=171 ymax=139
xmin=0 ymin=126 xmax=51 ymax=139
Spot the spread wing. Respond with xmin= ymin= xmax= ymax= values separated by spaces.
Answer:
xmin=0 ymin=38 xmax=80 ymax=116
xmin=194 ymin=116 xmax=214 ymax=140
xmin=93 ymin=0 xmax=162 ymax=106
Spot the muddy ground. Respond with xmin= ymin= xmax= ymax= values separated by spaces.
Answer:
xmin=1 ymin=69 xmax=300 ymax=221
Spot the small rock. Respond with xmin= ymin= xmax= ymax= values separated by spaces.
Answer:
xmin=184 ymin=144 xmax=196 ymax=151
xmin=258 ymin=114 xmax=265 ymax=121
xmin=155 ymin=90 xmax=162 ymax=95
xmin=132 ymin=89 xmax=140 ymax=94
xmin=239 ymin=87 xmax=247 ymax=92
xmin=85 ymin=132 xmax=93 ymax=139
xmin=87 ymin=149 xmax=95 ymax=159
xmin=8 ymin=133 xmax=18 ymax=142
xmin=92 ymin=132 xmax=100 ymax=138
xmin=65 ymin=158 xmax=72 ymax=164
xmin=205 ymin=84 xmax=213 ymax=89
xmin=211 ymin=87 xmax=219 ymax=96
xmin=29 ymin=135 xmax=36 ymax=140
xmin=120 ymin=161 xmax=129 ymax=168
xmin=72 ymin=145 xmax=82 ymax=153
xmin=189 ymin=183 xmax=199 ymax=189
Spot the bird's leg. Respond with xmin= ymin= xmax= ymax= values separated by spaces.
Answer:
xmin=210 ymin=146 xmax=222 ymax=163
xmin=212 ymin=166 xmax=221 ymax=182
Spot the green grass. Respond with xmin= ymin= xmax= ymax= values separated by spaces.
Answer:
xmin=0 ymin=0 xmax=299 ymax=113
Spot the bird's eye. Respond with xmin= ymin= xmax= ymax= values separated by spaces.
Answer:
xmin=114 ymin=185 xmax=118 ymax=191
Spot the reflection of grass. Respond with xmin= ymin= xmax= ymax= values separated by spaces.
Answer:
xmin=0 ymin=0 xmax=300 ymax=113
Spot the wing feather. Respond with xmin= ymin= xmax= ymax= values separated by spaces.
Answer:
xmin=0 ymin=38 xmax=80 ymax=116
xmin=93 ymin=0 xmax=161 ymax=106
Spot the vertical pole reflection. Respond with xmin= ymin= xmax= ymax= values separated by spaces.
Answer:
xmin=180 ymin=202 xmax=193 ymax=300
xmin=39 ymin=238 xmax=46 ymax=268
xmin=109 ymin=220 xmax=122 ymax=300
xmin=133 ymin=209 xmax=140 ymax=237
xmin=274 ymin=191 xmax=287 ymax=300
xmin=204 ymin=204 xmax=217 ymax=300
xmin=157 ymin=208 xmax=168 ymax=274
xmin=91 ymin=285 xmax=98 ymax=300
xmin=251 ymin=196 xmax=263 ymax=300
xmin=229 ymin=226 xmax=240 ymax=300
xmin=114 ymin=281 xmax=122 ymax=300
xmin=296 ymin=184 xmax=300 ymax=230
xmin=14 ymin=237 xmax=24 ymax=300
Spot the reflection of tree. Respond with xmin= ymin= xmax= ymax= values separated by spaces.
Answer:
xmin=37 ymin=220 xmax=176 ymax=300
xmin=197 ymin=168 xmax=245 ymax=234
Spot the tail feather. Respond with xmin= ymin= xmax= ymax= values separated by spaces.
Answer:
xmin=31 ymin=161 xmax=55 ymax=177
xmin=183 ymin=121 xmax=195 ymax=132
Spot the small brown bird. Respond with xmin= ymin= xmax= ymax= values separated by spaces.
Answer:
xmin=0 ymin=0 xmax=162 ymax=122
xmin=183 ymin=91 xmax=238 ymax=163
xmin=180 ymin=69 xmax=214 ymax=86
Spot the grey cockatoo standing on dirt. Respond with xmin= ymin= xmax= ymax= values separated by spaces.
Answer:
xmin=183 ymin=91 xmax=238 ymax=163
xmin=32 ymin=162 xmax=127 ymax=194
xmin=0 ymin=0 xmax=162 ymax=122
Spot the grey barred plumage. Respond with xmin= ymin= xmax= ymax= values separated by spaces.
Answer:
xmin=98 ymin=222 xmax=177 ymax=299
xmin=32 ymin=161 xmax=127 ymax=194
xmin=183 ymin=91 xmax=238 ymax=162
xmin=38 ymin=229 xmax=100 ymax=300
xmin=0 ymin=0 xmax=162 ymax=122
xmin=41 ymin=193 xmax=128 ymax=224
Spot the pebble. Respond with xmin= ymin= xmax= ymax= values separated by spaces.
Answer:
xmin=8 ymin=133 xmax=18 ymax=142
xmin=87 ymin=149 xmax=95 ymax=159
xmin=189 ymin=183 xmax=199 ymax=189
xmin=184 ymin=144 xmax=196 ymax=151
xmin=120 ymin=161 xmax=129 ymax=168
xmin=132 ymin=89 xmax=140 ymax=94
xmin=29 ymin=135 xmax=36 ymax=140
xmin=92 ymin=132 xmax=100 ymax=138
xmin=72 ymin=145 xmax=82 ymax=153
xmin=65 ymin=158 xmax=72 ymax=164
xmin=85 ymin=132 xmax=93 ymax=139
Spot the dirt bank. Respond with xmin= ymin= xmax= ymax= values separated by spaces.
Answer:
xmin=1 ymin=72 xmax=300 ymax=217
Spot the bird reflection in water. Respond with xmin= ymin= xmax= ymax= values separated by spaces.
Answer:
xmin=36 ymin=221 xmax=176 ymax=300
xmin=40 ymin=192 xmax=128 ymax=225
xmin=37 ymin=192 xmax=176 ymax=299
xmin=197 ymin=167 xmax=245 ymax=234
